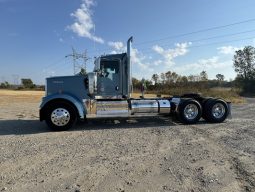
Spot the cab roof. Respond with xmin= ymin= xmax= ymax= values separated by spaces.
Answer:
xmin=100 ymin=53 xmax=127 ymax=60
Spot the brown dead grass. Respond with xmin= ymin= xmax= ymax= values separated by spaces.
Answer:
xmin=0 ymin=89 xmax=244 ymax=106
xmin=0 ymin=90 xmax=45 ymax=106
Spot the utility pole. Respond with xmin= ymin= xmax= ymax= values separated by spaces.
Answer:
xmin=65 ymin=48 xmax=89 ymax=75
xmin=0 ymin=76 xmax=5 ymax=83
xmin=12 ymin=74 xmax=19 ymax=85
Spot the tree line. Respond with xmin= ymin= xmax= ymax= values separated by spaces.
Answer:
xmin=0 ymin=79 xmax=44 ymax=90
xmin=132 ymin=46 xmax=255 ymax=96
xmin=132 ymin=70 xmax=231 ymax=95
xmin=233 ymin=46 xmax=255 ymax=95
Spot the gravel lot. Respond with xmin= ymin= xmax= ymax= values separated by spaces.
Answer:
xmin=0 ymin=91 xmax=254 ymax=192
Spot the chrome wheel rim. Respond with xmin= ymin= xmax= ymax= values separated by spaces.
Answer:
xmin=212 ymin=103 xmax=225 ymax=119
xmin=184 ymin=104 xmax=198 ymax=120
xmin=51 ymin=108 xmax=70 ymax=126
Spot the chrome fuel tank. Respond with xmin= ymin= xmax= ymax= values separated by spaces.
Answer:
xmin=131 ymin=100 xmax=159 ymax=114
xmin=158 ymin=99 xmax=171 ymax=114
xmin=96 ymin=100 xmax=129 ymax=116
xmin=131 ymin=99 xmax=171 ymax=114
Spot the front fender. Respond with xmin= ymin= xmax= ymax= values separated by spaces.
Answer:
xmin=39 ymin=93 xmax=86 ymax=121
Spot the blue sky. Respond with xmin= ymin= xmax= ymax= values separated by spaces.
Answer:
xmin=1 ymin=0 xmax=255 ymax=84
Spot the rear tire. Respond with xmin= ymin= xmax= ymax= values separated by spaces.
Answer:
xmin=201 ymin=98 xmax=213 ymax=120
xmin=178 ymin=99 xmax=202 ymax=124
xmin=45 ymin=102 xmax=77 ymax=131
xmin=203 ymin=99 xmax=228 ymax=123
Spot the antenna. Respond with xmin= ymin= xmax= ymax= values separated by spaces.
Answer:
xmin=66 ymin=48 xmax=89 ymax=75
xmin=93 ymin=24 xmax=96 ymax=53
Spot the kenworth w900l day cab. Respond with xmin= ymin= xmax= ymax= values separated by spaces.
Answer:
xmin=39 ymin=37 xmax=231 ymax=131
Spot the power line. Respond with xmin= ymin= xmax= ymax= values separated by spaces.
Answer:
xmin=86 ymin=27 xmax=255 ymax=56
xmin=43 ymin=57 xmax=72 ymax=75
xmin=150 ymin=29 xmax=255 ymax=48
xmin=32 ymin=18 xmax=255 ymax=79
xmin=132 ymin=29 xmax=255 ymax=53
xmin=84 ymin=18 xmax=255 ymax=56
xmin=188 ymin=36 xmax=255 ymax=49
xmin=42 ymin=57 xmax=66 ymax=71
xmin=140 ymin=35 xmax=255 ymax=55
xmin=31 ymin=57 xmax=66 ymax=78
xmin=87 ymin=29 xmax=255 ymax=56
xmin=134 ymin=18 xmax=255 ymax=45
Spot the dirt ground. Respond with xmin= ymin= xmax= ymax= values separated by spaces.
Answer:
xmin=0 ymin=90 xmax=254 ymax=192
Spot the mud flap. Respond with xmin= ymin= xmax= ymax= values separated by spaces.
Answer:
xmin=227 ymin=102 xmax=232 ymax=119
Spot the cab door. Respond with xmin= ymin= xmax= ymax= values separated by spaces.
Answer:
xmin=97 ymin=59 xmax=122 ymax=97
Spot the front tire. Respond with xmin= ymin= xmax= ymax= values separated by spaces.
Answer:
xmin=45 ymin=102 xmax=77 ymax=131
xmin=178 ymin=99 xmax=202 ymax=124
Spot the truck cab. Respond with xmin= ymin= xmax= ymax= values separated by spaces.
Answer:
xmin=93 ymin=53 xmax=128 ymax=98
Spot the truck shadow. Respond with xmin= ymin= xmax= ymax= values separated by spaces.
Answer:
xmin=0 ymin=116 xmax=176 ymax=136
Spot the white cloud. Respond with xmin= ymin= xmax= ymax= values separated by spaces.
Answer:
xmin=217 ymin=46 xmax=240 ymax=55
xmin=106 ymin=40 xmax=237 ymax=80
xmin=131 ymin=48 xmax=151 ymax=71
xmin=68 ymin=0 xmax=104 ymax=44
xmin=173 ymin=56 xmax=232 ymax=75
xmin=107 ymin=41 xmax=153 ymax=75
xmin=152 ymin=42 xmax=191 ymax=67
xmin=153 ymin=60 xmax=163 ymax=66
xmin=108 ymin=41 xmax=125 ymax=51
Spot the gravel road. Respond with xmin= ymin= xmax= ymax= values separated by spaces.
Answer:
xmin=0 ymin=97 xmax=254 ymax=192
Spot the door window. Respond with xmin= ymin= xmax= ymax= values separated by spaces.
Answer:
xmin=100 ymin=60 xmax=119 ymax=81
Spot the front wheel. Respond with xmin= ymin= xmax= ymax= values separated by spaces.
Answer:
xmin=178 ymin=99 xmax=202 ymax=124
xmin=45 ymin=102 xmax=77 ymax=131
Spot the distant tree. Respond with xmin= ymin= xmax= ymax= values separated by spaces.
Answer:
xmin=171 ymin=72 xmax=179 ymax=83
xmin=160 ymin=73 xmax=166 ymax=84
xmin=78 ymin=68 xmax=87 ymax=75
xmin=164 ymin=71 xmax=178 ymax=83
xmin=132 ymin=77 xmax=141 ymax=90
xmin=0 ymin=81 xmax=10 ymax=89
xmin=151 ymin=74 xmax=159 ymax=84
xmin=233 ymin=46 xmax=255 ymax=94
xmin=144 ymin=79 xmax=153 ymax=90
xmin=179 ymin=76 xmax=188 ymax=84
xmin=188 ymin=75 xmax=195 ymax=82
xmin=21 ymin=78 xmax=34 ymax=89
xmin=233 ymin=46 xmax=255 ymax=80
xmin=200 ymin=71 xmax=208 ymax=81
xmin=216 ymin=74 xmax=225 ymax=82
xmin=165 ymin=71 xmax=172 ymax=84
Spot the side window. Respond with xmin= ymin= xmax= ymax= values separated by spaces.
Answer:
xmin=100 ymin=60 xmax=119 ymax=81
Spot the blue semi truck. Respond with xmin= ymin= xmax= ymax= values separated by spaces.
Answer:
xmin=40 ymin=37 xmax=231 ymax=131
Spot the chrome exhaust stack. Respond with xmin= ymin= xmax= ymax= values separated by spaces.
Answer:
xmin=127 ymin=36 xmax=133 ymax=98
